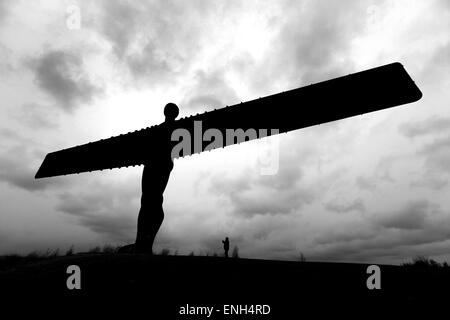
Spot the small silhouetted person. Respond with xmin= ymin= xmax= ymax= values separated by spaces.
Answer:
xmin=134 ymin=103 xmax=179 ymax=254
xmin=222 ymin=237 xmax=230 ymax=258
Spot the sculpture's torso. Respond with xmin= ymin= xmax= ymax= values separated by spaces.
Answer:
xmin=141 ymin=122 xmax=174 ymax=198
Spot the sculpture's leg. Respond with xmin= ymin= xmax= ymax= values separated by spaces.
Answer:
xmin=149 ymin=205 xmax=164 ymax=252
xmin=135 ymin=195 xmax=164 ymax=254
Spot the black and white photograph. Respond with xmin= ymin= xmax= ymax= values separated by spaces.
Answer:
xmin=0 ymin=0 xmax=449 ymax=317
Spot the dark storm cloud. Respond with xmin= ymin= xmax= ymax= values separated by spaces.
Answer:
xmin=257 ymin=0 xmax=381 ymax=90
xmin=255 ymin=162 xmax=303 ymax=191
xmin=181 ymin=70 xmax=240 ymax=111
xmin=325 ymin=198 xmax=365 ymax=214
xmin=399 ymin=116 xmax=450 ymax=138
xmin=28 ymin=50 xmax=101 ymax=111
xmin=315 ymin=227 xmax=376 ymax=246
xmin=209 ymin=153 xmax=314 ymax=217
xmin=347 ymin=156 xmax=404 ymax=197
xmin=313 ymin=200 xmax=450 ymax=262
xmin=390 ymin=116 xmax=450 ymax=189
xmin=356 ymin=176 xmax=377 ymax=191
xmin=209 ymin=172 xmax=302 ymax=217
xmin=63 ymin=206 xmax=134 ymax=242
xmin=126 ymin=41 xmax=177 ymax=81
xmin=56 ymin=182 xmax=138 ymax=242
xmin=374 ymin=200 xmax=432 ymax=230
xmin=411 ymin=135 xmax=450 ymax=189
xmin=420 ymin=135 xmax=450 ymax=161
xmin=230 ymin=188 xmax=312 ymax=217
xmin=96 ymin=0 xmax=217 ymax=84
xmin=0 ymin=134 xmax=65 ymax=192
xmin=313 ymin=220 xmax=450 ymax=263
xmin=99 ymin=0 xmax=141 ymax=59
xmin=0 ymin=156 xmax=57 ymax=191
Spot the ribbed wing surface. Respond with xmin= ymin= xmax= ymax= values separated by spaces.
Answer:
xmin=35 ymin=62 xmax=422 ymax=178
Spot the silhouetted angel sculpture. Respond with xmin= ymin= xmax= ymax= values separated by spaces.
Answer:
xmin=135 ymin=103 xmax=179 ymax=253
xmin=222 ymin=237 xmax=230 ymax=258
xmin=119 ymin=103 xmax=179 ymax=254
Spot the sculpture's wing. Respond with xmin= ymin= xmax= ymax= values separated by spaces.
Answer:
xmin=35 ymin=62 xmax=422 ymax=179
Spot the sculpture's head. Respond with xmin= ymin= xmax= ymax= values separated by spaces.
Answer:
xmin=164 ymin=103 xmax=179 ymax=123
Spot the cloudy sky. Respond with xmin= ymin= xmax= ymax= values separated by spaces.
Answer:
xmin=0 ymin=0 xmax=449 ymax=264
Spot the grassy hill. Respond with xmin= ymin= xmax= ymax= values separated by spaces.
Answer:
xmin=0 ymin=253 xmax=448 ymax=316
